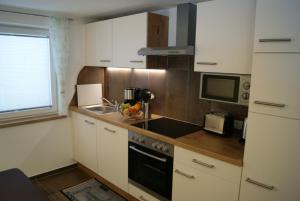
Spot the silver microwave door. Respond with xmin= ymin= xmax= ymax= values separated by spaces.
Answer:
xmin=200 ymin=74 xmax=240 ymax=103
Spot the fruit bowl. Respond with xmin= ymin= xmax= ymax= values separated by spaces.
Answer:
xmin=119 ymin=102 xmax=144 ymax=120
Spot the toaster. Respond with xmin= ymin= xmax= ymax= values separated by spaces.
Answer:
xmin=204 ymin=112 xmax=233 ymax=135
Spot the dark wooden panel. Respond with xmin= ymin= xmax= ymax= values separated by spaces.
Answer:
xmin=147 ymin=13 xmax=169 ymax=69
xmin=70 ymin=66 xmax=106 ymax=106
xmin=147 ymin=13 xmax=168 ymax=47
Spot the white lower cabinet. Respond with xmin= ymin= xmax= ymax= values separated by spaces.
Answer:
xmin=239 ymin=112 xmax=300 ymax=201
xmin=129 ymin=184 xmax=160 ymax=201
xmin=97 ymin=121 xmax=128 ymax=192
xmin=72 ymin=112 xmax=98 ymax=173
xmin=72 ymin=113 xmax=128 ymax=192
xmin=172 ymin=147 xmax=241 ymax=201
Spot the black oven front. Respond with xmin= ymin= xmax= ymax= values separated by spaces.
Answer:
xmin=128 ymin=132 xmax=173 ymax=201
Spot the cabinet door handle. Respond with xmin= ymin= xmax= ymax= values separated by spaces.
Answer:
xmin=259 ymin=38 xmax=291 ymax=43
xmin=100 ymin=59 xmax=111 ymax=62
xmin=192 ymin=159 xmax=215 ymax=168
xmin=84 ymin=120 xmax=95 ymax=125
xmin=139 ymin=195 xmax=148 ymax=201
xmin=254 ymin=100 xmax=285 ymax=108
xmin=130 ymin=60 xmax=144 ymax=63
xmin=104 ymin=127 xmax=116 ymax=133
xmin=196 ymin=62 xmax=218 ymax=65
xmin=174 ymin=169 xmax=195 ymax=179
xmin=246 ymin=177 xmax=275 ymax=190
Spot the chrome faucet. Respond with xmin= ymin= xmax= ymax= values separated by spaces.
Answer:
xmin=102 ymin=97 xmax=119 ymax=111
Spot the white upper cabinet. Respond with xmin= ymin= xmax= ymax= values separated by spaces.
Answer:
xmin=194 ymin=0 xmax=256 ymax=74
xmin=240 ymin=113 xmax=300 ymax=201
xmin=96 ymin=20 xmax=113 ymax=66
xmin=113 ymin=13 xmax=147 ymax=68
xmin=254 ymin=0 xmax=300 ymax=53
xmin=85 ymin=19 xmax=113 ymax=67
xmin=249 ymin=54 xmax=300 ymax=120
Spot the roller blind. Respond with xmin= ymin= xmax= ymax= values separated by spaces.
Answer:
xmin=0 ymin=27 xmax=54 ymax=115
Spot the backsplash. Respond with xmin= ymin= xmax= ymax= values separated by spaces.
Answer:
xmin=73 ymin=62 xmax=248 ymax=125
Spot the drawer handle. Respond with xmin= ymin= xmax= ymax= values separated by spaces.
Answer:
xmin=192 ymin=159 xmax=215 ymax=168
xmin=130 ymin=60 xmax=144 ymax=63
xmin=254 ymin=100 xmax=285 ymax=108
xmin=196 ymin=62 xmax=217 ymax=65
xmin=139 ymin=195 xmax=148 ymax=201
xmin=84 ymin=120 xmax=95 ymax=125
xmin=175 ymin=169 xmax=195 ymax=179
xmin=259 ymin=38 xmax=291 ymax=43
xmin=100 ymin=59 xmax=111 ymax=62
xmin=246 ymin=177 xmax=275 ymax=190
xmin=104 ymin=127 xmax=116 ymax=133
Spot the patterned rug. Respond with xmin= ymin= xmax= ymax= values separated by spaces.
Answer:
xmin=62 ymin=179 xmax=127 ymax=201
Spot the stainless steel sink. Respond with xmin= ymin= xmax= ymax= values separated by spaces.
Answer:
xmin=83 ymin=105 xmax=117 ymax=115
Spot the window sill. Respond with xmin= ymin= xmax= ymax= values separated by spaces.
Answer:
xmin=0 ymin=114 xmax=67 ymax=129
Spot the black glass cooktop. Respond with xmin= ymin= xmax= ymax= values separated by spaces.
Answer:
xmin=132 ymin=117 xmax=202 ymax=138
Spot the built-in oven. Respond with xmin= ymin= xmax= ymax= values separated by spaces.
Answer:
xmin=128 ymin=131 xmax=174 ymax=201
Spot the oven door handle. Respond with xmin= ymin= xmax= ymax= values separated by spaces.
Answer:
xmin=129 ymin=146 xmax=167 ymax=162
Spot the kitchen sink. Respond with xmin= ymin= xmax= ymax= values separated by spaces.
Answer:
xmin=83 ymin=105 xmax=117 ymax=115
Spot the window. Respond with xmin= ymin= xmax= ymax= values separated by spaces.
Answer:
xmin=0 ymin=26 xmax=57 ymax=119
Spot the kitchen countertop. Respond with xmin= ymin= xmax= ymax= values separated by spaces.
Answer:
xmin=70 ymin=106 xmax=244 ymax=166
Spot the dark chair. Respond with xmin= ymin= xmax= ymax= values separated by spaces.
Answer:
xmin=0 ymin=168 xmax=49 ymax=201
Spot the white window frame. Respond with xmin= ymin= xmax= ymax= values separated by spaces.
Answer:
xmin=0 ymin=26 xmax=58 ymax=120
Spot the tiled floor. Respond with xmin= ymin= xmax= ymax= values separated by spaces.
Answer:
xmin=31 ymin=166 xmax=92 ymax=201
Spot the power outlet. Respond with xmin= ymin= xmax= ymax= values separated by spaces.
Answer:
xmin=234 ymin=120 xmax=244 ymax=130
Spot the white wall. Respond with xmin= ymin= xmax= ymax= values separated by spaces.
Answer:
xmin=0 ymin=13 xmax=88 ymax=177
xmin=0 ymin=118 xmax=74 ymax=177
xmin=66 ymin=18 xmax=88 ymax=104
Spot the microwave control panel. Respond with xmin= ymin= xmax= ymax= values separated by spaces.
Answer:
xmin=239 ymin=76 xmax=251 ymax=105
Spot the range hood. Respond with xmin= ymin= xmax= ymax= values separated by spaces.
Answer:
xmin=138 ymin=3 xmax=197 ymax=56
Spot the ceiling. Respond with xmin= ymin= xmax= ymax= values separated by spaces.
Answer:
xmin=0 ymin=0 xmax=200 ymax=19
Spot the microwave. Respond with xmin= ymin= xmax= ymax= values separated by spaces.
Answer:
xmin=200 ymin=73 xmax=251 ymax=106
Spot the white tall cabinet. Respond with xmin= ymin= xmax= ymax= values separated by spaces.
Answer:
xmin=240 ymin=113 xmax=300 ymax=201
xmin=253 ymin=0 xmax=300 ymax=53
xmin=194 ymin=0 xmax=256 ymax=74
xmin=240 ymin=0 xmax=300 ymax=200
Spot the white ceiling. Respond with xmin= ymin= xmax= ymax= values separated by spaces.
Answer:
xmin=0 ymin=0 xmax=200 ymax=19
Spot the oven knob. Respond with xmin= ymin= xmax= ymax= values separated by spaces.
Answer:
xmin=156 ymin=143 xmax=163 ymax=150
xmin=243 ymin=81 xmax=250 ymax=90
xmin=131 ymin=136 xmax=137 ymax=141
xmin=152 ymin=142 xmax=158 ymax=149
xmin=162 ymin=145 xmax=169 ymax=153
xmin=138 ymin=137 xmax=145 ymax=144
xmin=242 ymin=92 xmax=250 ymax=100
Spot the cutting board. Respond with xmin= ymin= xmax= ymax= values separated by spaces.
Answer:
xmin=77 ymin=84 xmax=103 ymax=106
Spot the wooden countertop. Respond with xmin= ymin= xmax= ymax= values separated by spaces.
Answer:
xmin=70 ymin=106 xmax=244 ymax=166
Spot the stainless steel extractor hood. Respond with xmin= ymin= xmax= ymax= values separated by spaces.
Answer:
xmin=138 ymin=3 xmax=197 ymax=56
